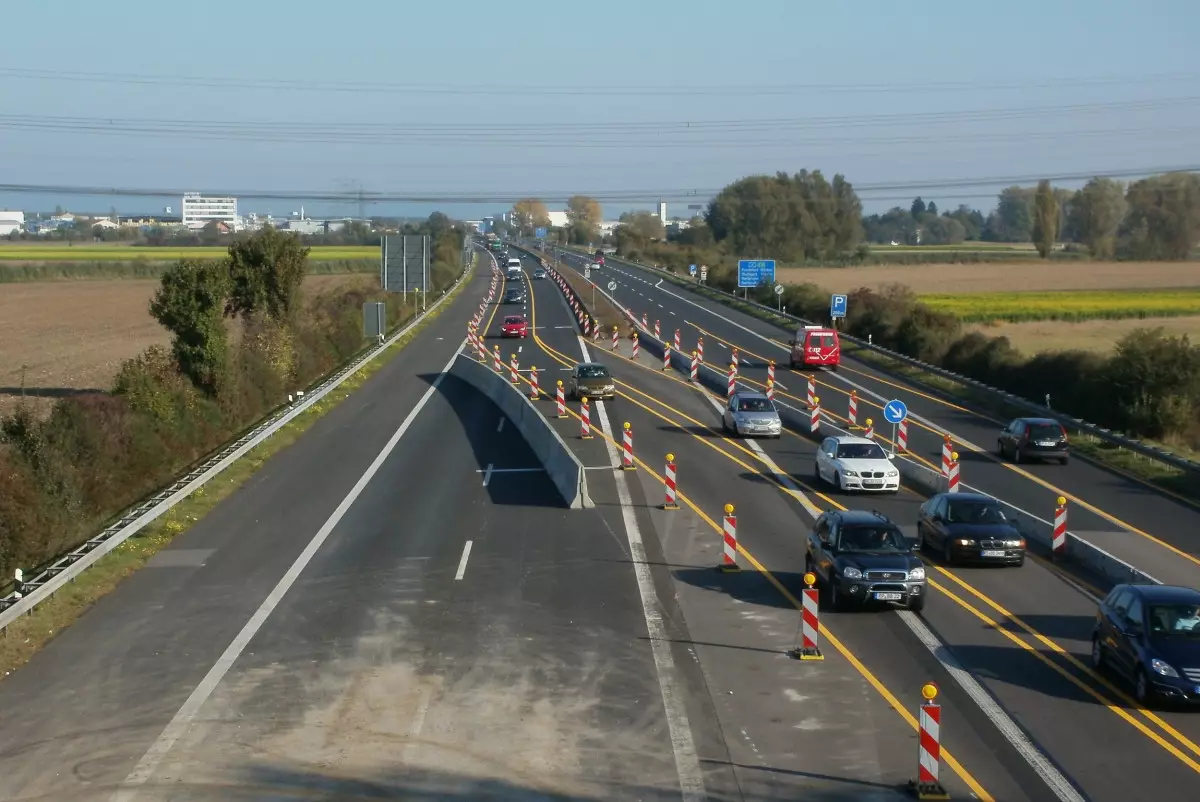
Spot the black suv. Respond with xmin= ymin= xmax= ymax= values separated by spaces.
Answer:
xmin=806 ymin=510 xmax=926 ymax=612
xmin=998 ymin=417 xmax=1069 ymax=464
xmin=502 ymin=288 xmax=526 ymax=305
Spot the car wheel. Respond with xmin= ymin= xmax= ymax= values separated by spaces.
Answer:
xmin=916 ymin=525 xmax=926 ymax=552
xmin=813 ymin=462 xmax=822 ymax=483
xmin=829 ymin=581 xmax=846 ymax=612
xmin=997 ymin=440 xmax=1006 ymax=458
xmin=1135 ymin=668 xmax=1151 ymax=706
xmin=835 ymin=471 xmax=844 ymax=492
xmin=943 ymin=539 xmax=954 ymax=566
xmin=1091 ymin=636 xmax=1104 ymax=670
xmin=909 ymin=595 xmax=926 ymax=613
xmin=1060 ymin=456 xmax=1069 ymax=465
xmin=1013 ymin=448 xmax=1023 ymax=464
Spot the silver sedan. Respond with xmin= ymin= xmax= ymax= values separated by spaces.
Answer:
xmin=722 ymin=391 xmax=782 ymax=438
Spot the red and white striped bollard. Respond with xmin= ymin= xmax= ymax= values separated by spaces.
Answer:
xmin=719 ymin=503 xmax=740 ymax=572
xmin=864 ymin=418 xmax=874 ymax=439
xmin=674 ymin=329 xmax=681 ymax=352
xmin=663 ymin=344 xmax=671 ymax=371
xmin=529 ymin=366 xmax=539 ymax=399
xmin=690 ymin=351 xmax=699 ymax=382
xmin=612 ymin=326 xmax=619 ymax=351
xmin=697 ymin=337 xmax=705 ymax=363
xmin=492 ymin=346 xmax=502 ymax=373
xmin=663 ymin=454 xmax=680 ymax=510
xmin=766 ymin=378 xmax=775 ymax=401
xmin=767 ymin=360 xmax=775 ymax=389
xmin=632 ymin=333 xmax=640 ymax=359
xmin=509 ymin=354 xmax=519 ymax=385
xmin=642 ymin=312 xmax=648 ymax=328
xmin=897 ymin=420 xmax=909 ymax=452
xmin=790 ymin=572 xmax=824 ymax=661
xmin=727 ymin=363 xmax=737 ymax=399
xmin=807 ymin=377 xmax=816 ymax=407
xmin=654 ymin=320 xmax=661 ymax=339
xmin=941 ymin=435 xmax=953 ymax=476
xmin=580 ymin=397 xmax=593 ymax=439
xmin=810 ymin=396 xmax=820 ymax=434
xmin=947 ymin=452 xmax=961 ymax=493
xmin=555 ymin=381 xmax=567 ymax=418
xmin=848 ymin=391 xmax=858 ymax=426
xmin=909 ymin=683 xmax=948 ymax=799
xmin=622 ymin=422 xmax=636 ymax=470
xmin=1052 ymin=496 xmax=1067 ymax=557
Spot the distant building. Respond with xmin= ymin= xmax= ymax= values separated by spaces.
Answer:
xmin=658 ymin=201 xmax=667 ymax=222
xmin=0 ymin=210 xmax=24 ymax=236
xmin=181 ymin=193 xmax=239 ymax=230
xmin=547 ymin=210 xmax=568 ymax=228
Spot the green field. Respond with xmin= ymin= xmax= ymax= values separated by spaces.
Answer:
xmin=0 ymin=245 xmax=377 ymax=262
xmin=920 ymin=288 xmax=1200 ymax=323
xmin=872 ymin=242 xmax=1036 ymax=252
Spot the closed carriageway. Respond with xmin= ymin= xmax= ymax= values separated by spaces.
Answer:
xmin=521 ymin=245 xmax=1200 ymax=802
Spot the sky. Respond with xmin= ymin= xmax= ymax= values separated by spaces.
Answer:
xmin=1 ymin=0 xmax=1198 ymax=220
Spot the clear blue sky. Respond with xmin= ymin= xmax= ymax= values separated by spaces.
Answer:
xmin=1 ymin=0 xmax=1197 ymax=219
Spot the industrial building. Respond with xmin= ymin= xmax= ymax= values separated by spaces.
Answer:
xmin=181 ymin=193 xmax=239 ymax=230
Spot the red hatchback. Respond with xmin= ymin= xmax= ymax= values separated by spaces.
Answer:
xmin=501 ymin=315 xmax=529 ymax=338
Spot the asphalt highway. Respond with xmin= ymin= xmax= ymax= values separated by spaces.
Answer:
xmin=510 ymin=245 xmax=1200 ymax=802
xmin=550 ymin=247 xmax=1200 ymax=590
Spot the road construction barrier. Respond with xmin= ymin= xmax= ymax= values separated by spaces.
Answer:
xmin=720 ymin=503 xmax=740 ymax=572
xmin=864 ymin=418 xmax=874 ymax=439
xmin=789 ymin=572 xmax=824 ymax=661
xmin=622 ymin=422 xmax=636 ymax=470
xmin=529 ymin=366 xmax=540 ymax=399
xmin=731 ymin=348 xmax=739 ymax=370
xmin=655 ymin=320 xmax=661 ymax=339
xmin=690 ymin=351 xmax=699 ymax=382
xmin=509 ymin=354 xmax=520 ymax=385
xmin=581 ymin=397 xmax=593 ymax=439
xmin=674 ymin=329 xmax=681 ymax=352
xmin=642 ymin=312 xmax=648 ymax=328
xmin=593 ymin=325 xmax=601 ymax=343
xmin=632 ymin=332 xmax=640 ymax=359
xmin=807 ymin=377 xmax=816 ymax=407
xmin=611 ymin=326 xmax=619 ymax=350
xmin=897 ymin=420 xmax=909 ymax=452
xmin=941 ymin=435 xmax=953 ymax=476
xmin=698 ymin=337 xmax=705 ymax=363
xmin=947 ymin=453 xmax=961 ymax=493
xmin=766 ymin=378 xmax=775 ymax=401
xmin=556 ymin=380 xmax=567 ymax=418
xmin=663 ymin=344 xmax=672 ymax=371
xmin=492 ymin=345 xmax=502 ymax=373
xmin=663 ymin=454 xmax=680 ymax=510
xmin=908 ymin=683 xmax=949 ymax=800
xmin=848 ymin=390 xmax=858 ymax=426
xmin=767 ymin=360 xmax=775 ymax=388
xmin=727 ymin=363 xmax=737 ymax=398
xmin=583 ymin=316 xmax=591 ymax=336
xmin=1053 ymin=497 xmax=1068 ymax=557
xmin=811 ymin=397 xmax=821 ymax=434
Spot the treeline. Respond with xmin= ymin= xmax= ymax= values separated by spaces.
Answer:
xmin=0 ymin=222 xmax=467 ymax=584
xmin=728 ymin=278 xmax=1200 ymax=445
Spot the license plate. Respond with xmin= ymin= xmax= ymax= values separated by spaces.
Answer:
xmin=863 ymin=482 xmax=882 ymax=487
xmin=1035 ymin=440 xmax=1057 ymax=447
xmin=874 ymin=592 xmax=903 ymax=601
xmin=981 ymin=550 xmax=1006 ymax=558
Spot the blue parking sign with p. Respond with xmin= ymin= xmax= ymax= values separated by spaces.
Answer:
xmin=830 ymin=293 xmax=848 ymax=318
xmin=689 ymin=264 xmax=697 ymax=276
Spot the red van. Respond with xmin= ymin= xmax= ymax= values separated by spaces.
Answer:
xmin=789 ymin=326 xmax=840 ymax=371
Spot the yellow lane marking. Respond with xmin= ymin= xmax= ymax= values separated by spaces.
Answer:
xmin=530 ymin=272 xmax=996 ymax=800
xmin=932 ymin=565 xmax=1200 ymax=761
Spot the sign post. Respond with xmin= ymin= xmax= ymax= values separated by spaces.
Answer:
xmin=774 ymin=283 xmax=784 ymax=311
xmin=883 ymin=399 xmax=908 ymax=457
xmin=830 ymin=293 xmax=848 ymax=325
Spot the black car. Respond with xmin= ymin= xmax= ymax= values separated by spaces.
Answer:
xmin=998 ymin=417 xmax=1069 ymax=464
xmin=806 ymin=510 xmax=926 ymax=612
xmin=917 ymin=492 xmax=1025 ymax=566
xmin=502 ymin=288 xmax=526 ymax=305
xmin=1093 ymin=583 xmax=1200 ymax=706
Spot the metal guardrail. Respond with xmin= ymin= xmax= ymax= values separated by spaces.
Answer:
xmin=0 ymin=259 xmax=476 ymax=633
xmin=541 ymin=242 xmax=1200 ymax=476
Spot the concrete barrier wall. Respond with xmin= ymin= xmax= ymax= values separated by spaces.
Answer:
xmin=449 ymin=353 xmax=593 ymax=509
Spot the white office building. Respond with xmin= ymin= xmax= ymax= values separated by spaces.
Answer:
xmin=0 ymin=210 xmax=24 ymax=236
xmin=181 ymin=193 xmax=239 ymax=230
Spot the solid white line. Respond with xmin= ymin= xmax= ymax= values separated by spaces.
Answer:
xmin=401 ymin=685 xmax=433 ymax=764
xmin=110 ymin=341 xmax=467 ymax=802
xmin=898 ymin=611 xmax=1086 ymax=802
xmin=576 ymin=335 xmax=707 ymax=802
xmin=454 ymin=540 xmax=473 ymax=581
xmin=475 ymin=467 xmax=544 ymax=474
xmin=496 ymin=418 xmax=505 ymax=433
xmin=482 ymin=463 xmax=494 ymax=486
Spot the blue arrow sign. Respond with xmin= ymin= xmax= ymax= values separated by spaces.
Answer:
xmin=883 ymin=399 xmax=908 ymax=424
xmin=830 ymin=293 xmax=848 ymax=318
xmin=737 ymin=259 xmax=776 ymax=288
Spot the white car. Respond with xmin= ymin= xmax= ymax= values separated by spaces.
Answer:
xmin=814 ymin=435 xmax=900 ymax=493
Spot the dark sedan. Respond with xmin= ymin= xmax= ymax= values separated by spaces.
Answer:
xmin=502 ymin=288 xmax=526 ymax=305
xmin=998 ymin=417 xmax=1069 ymax=464
xmin=917 ymin=492 xmax=1026 ymax=566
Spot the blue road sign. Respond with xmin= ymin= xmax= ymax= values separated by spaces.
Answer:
xmin=737 ymin=259 xmax=776 ymax=289
xmin=689 ymin=263 xmax=697 ymax=276
xmin=830 ymin=293 xmax=848 ymax=318
xmin=535 ymin=227 xmax=547 ymax=239
xmin=883 ymin=399 xmax=908 ymax=424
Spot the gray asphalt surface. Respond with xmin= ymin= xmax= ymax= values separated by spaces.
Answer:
xmin=519 ymin=245 xmax=1200 ymax=802
xmin=551 ymin=246 xmax=1200 ymax=588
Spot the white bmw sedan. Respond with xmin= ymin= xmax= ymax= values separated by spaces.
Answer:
xmin=814 ymin=435 xmax=900 ymax=493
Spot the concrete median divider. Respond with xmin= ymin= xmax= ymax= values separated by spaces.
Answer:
xmin=449 ymin=352 xmax=593 ymax=510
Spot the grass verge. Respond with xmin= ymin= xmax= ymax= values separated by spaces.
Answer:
xmin=0 ymin=245 xmax=376 ymax=261
xmin=0 ymin=259 xmax=475 ymax=680
xmin=0 ymin=259 xmax=377 ymax=282
xmin=920 ymin=288 xmax=1200 ymax=323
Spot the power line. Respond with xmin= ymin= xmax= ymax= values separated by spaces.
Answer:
xmin=0 ymin=165 xmax=1194 ymax=205
xmin=2 ymin=65 xmax=1199 ymax=96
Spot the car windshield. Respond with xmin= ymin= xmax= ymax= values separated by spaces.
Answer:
xmin=503 ymin=317 xmax=523 ymax=325
xmin=946 ymin=500 xmax=1008 ymax=524
xmin=1027 ymin=423 xmax=1062 ymax=439
xmin=737 ymin=398 xmax=773 ymax=413
xmin=837 ymin=526 xmax=908 ymax=553
xmin=578 ymin=365 xmax=610 ymax=379
xmin=836 ymin=443 xmax=887 ymax=460
xmin=1148 ymin=603 xmax=1200 ymax=636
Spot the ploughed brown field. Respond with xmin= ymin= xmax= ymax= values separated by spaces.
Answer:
xmin=0 ymin=275 xmax=369 ymax=418
xmin=969 ymin=316 xmax=1200 ymax=356
xmin=777 ymin=261 xmax=1200 ymax=294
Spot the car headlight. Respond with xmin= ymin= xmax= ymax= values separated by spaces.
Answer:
xmin=886 ymin=470 xmax=898 ymax=477
xmin=1151 ymin=658 xmax=1179 ymax=678
xmin=843 ymin=470 xmax=859 ymax=477
xmin=842 ymin=566 xmax=863 ymax=579
xmin=908 ymin=567 xmax=926 ymax=581
xmin=1006 ymin=539 xmax=1026 ymax=548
